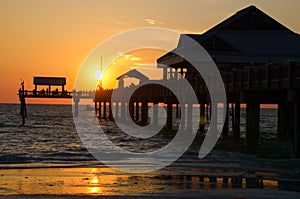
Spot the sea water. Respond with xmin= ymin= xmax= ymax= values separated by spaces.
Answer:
xmin=0 ymin=104 xmax=279 ymax=166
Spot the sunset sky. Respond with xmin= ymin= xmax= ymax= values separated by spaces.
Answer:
xmin=1 ymin=0 xmax=300 ymax=104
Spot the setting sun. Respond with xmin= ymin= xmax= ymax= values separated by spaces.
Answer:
xmin=94 ymin=70 xmax=104 ymax=80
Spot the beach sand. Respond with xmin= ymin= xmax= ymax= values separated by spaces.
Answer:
xmin=0 ymin=167 xmax=299 ymax=199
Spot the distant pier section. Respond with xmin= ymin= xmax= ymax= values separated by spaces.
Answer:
xmin=18 ymin=76 xmax=95 ymax=124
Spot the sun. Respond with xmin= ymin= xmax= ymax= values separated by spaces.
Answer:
xmin=94 ymin=70 xmax=104 ymax=80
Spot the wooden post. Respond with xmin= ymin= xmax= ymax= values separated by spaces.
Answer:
xmin=199 ymin=103 xmax=205 ymax=132
xmin=19 ymin=82 xmax=27 ymax=125
xmin=246 ymin=103 xmax=260 ymax=149
xmin=234 ymin=102 xmax=241 ymax=139
xmin=74 ymin=97 xmax=80 ymax=117
xmin=288 ymin=61 xmax=296 ymax=89
xmin=141 ymin=101 xmax=148 ymax=125
xmin=167 ymin=103 xmax=173 ymax=130
xmin=222 ymin=103 xmax=229 ymax=137
xmin=129 ymin=101 xmax=134 ymax=120
xmin=115 ymin=102 xmax=119 ymax=118
xmin=109 ymin=101 xmax=113 ymax=120
xmin=103 ymin=101 xmax=107 ymax=119
xmin=181 ymin=104 xmax=186 ymax=129
xmin=176 ymin=104 xmax=180 ymax=118
xmin=205 ymin=103 xmax=209 ymax=121
xmin=135 ymin=102 xmax=140 ymax=121
xmin=187 ymin=103 xmax=193 ymax=132
xmin=278 ymin=102 xmax=288 ymax=139
xmin=121 ymin=102 xmax=125 ymax=119
xmin=231 ymin=103 xmax=235 ymax=131
xmin=153 ymin=102 xmax=158 ymax=126
xmin=163 ymin=67 xmax=167 ymax=80
xmin=99 ymin=102 xmax=102 ymax=119
xmin=95 ymin=102 xmax=98 ymax=117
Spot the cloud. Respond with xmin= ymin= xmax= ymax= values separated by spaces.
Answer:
xmin=144 ymin=18 xmax=163 ymax=25
xmin=123 ymin=54 xmax=141 ymax=61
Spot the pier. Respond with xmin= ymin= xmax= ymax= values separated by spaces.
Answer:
xmin=94 ymin=6 xmax=300 ymax=156
xmin=18 ymin=76 xmax=95 ymax=125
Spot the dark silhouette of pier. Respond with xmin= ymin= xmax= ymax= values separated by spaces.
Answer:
xmin=18 ymin=76 xmax=95 ymax=124
xmin=18 ymin=6 xmax=300 ymax=157
xmin=94 ymin=6 xmax=300 ymax=157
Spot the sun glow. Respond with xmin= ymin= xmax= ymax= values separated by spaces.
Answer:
xmin=94 ymin=70 xmax=104 ymax=80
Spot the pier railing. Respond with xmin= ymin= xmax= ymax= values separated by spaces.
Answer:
xmin=19 ymin=90 xmax=96 ymax=99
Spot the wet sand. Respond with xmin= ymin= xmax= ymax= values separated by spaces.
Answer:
xmin=0 ymin=167 xmax=300 ymax=198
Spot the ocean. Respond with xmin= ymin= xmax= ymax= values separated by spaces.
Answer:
xmin=1 ymin=104 xmax=300 ymax=192
xmin=0 ymin=104 xmax=279 ymax=166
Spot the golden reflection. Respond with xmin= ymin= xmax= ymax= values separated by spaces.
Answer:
xmin=88 ymin=186 xmax=101 ymax=194
xmin=91 ymin=168 xmax=98 ymax=172
xmin=263 ymin=179 xmax=278 ymax=189
xmin=91 ymin=176 xmax=100 ymax=184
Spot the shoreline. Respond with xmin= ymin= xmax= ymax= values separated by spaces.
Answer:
xmin=0 ymin=167 xmax=300 ymax=198
xmin=0 ymin=166 xmax=300 ymax=198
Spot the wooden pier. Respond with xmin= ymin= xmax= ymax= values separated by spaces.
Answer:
xmin=94 ymin=61 xmax=300 ymax=156
xmin=18 ymin=76 xmax=95 ymax=124
xmin=94 ymin=6 xmax=300 ymax=156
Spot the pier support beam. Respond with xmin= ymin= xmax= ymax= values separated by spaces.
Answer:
xmin=199 ymin=103 xmax=205 ymax=132
xmin=129 ymin=101 xmax=134 ymax=120
xmin=234 ymin=103 xmax=241 ymax=139
xmin=181 ymin=104 xmax=186 ymax=129
xmin=278 ymin=102 xmax=288 ymax=139
xmin=135 ymin=102 xmax=140 ymax=121
xmin=99 ymin=102 xmax=102 ymax=118
xmin=222 ymin=103 xmax=229 ymax=137
xmin=141 ymin=101 xmax=148 ymax=125
xmin=115 ymin=102 xmax=119 ymax=118
xmin=153 ymin=102 xmax=158 ymax=126
xmin=167 ymin=103 xmax=173 ymax=130
xmin=187 ymin=104 xmax=193 ymax=132
xmin=176 ymin=104 xmax=180 ymax=118
xmin=103 ymin=102 xmax=107 ymax=119
xmin=246 ymin=103 xmax=260 ymax=149
xmin=109 ymin=101 xmax=113 ymax=120
xmin=95 ymin=102 xmax=97 ymax=117
xmin=206 ymin=103 xmax=210 ymax=121
xmin=74 ymin=97 xmax=80 ymax=117
xmin=121 ymin=102 xmax=125 ymax=119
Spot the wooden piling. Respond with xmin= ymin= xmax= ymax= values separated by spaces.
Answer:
xmin=115 ymin=102 xmax=119 ymax=118
xmin=187 ymin=104 xmax=193 ymax=132
xmin=141 ymin=101 xmax=148 ymax=125
xmin=99 ymin=102 xmax=102 ymax=118
xmin=234 ymin=102 xmax=241 ymax=139
xmin=135 ymin=102 xmax=140 ymax=121
xmin=278 ymin=102 xmax=288 ymax=139
xmin=74 ymin=97 xmax=80 ymax=117
xmin=153 ymin=102 xmax=158 ymax=126
xmin=246 ymin=102 xmax=260 ymax=149
xmin=103 ymin=101 xmax=107 ymax=119
xmin=294 ymin=102 xmax=300 ymax=157
xmin=109 ymin=101 xmax=113 ymax=120
xmin=167 ymin=103 xmax=173 ymax=130
xmin=121 ymin=102 xmax=125 ymax=119
xmin=222 ymin=103 xmax=229 ymax=137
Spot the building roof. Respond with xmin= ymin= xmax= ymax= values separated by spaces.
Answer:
xmin=158 ymin=5 xmax=300 ymax=68
xmin=33 ymin=77 xmax=66 ymax=86
xmin=116 ymin=69 xmax=149 ymax=81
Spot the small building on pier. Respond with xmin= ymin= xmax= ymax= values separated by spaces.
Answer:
xmin=158 ymin=5 xmax=300 ymax=78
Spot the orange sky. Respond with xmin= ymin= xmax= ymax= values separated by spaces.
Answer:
xmin=1 ymin=0 xmax=300 ymax=104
